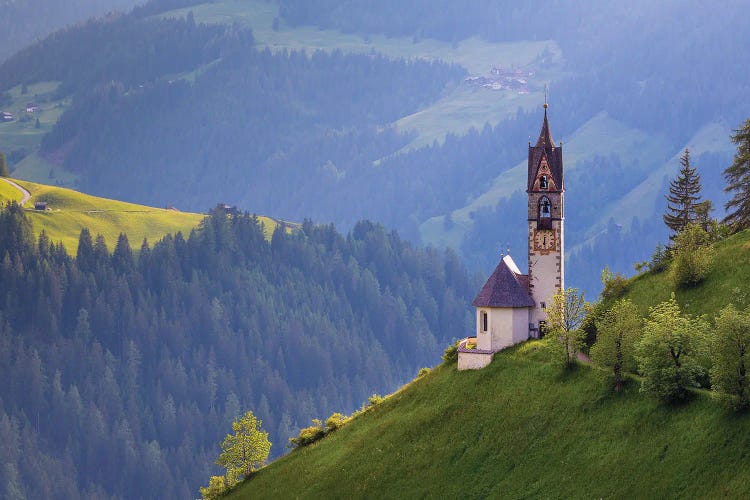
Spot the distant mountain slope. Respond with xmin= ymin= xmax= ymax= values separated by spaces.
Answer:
xmin=0 ymin=203 xmax=477 ymax=498
xmin=2 ymin=0 xmax=748 ymax=300
xmin=0 ymin=178 xmax=211 ymax=251
xmin=229 ymin=343 xmax=750 ymax=499
xmin=0 ymin=0 xmax=142 ymax=62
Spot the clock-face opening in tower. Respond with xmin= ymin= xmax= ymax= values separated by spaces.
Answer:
xmin=533 ymin=229 xmax=556 ymax=252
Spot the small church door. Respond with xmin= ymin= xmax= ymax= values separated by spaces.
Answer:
xmin=538 ymin=320 xmax=547 ymax=338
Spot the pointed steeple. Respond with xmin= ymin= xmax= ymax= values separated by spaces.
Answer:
xmin=535 ymin=103 xmax=555 ymax=148
xmin=527 ymin=101 xmax=564 ymax=192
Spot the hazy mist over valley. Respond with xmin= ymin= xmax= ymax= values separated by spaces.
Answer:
xmin=1 ymin=1 xmax=749 ymax=498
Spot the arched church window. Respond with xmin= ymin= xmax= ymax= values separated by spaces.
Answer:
xmin=540 ymin=175 xmax=548 ymax=189
xmin=481 ymin=311 xmax=488 ymax=332
xmin=539 ymin=197 xmax=551 ymax=218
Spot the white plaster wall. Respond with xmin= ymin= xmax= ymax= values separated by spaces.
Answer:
xmin=476 ymin=308 xmax=491 ymax=351
xmin=512 ymin=308 xmax=530 ymax=344
xmin=489 ymin=307 xmax=515 ymax=351
xmin=458 ymin=351 xmax=493 ymax=370
xmin=477 ymin=307 xmax=531 ymax=350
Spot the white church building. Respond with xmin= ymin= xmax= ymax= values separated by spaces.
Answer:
xmin=458 ymin=104 xmax=565 ymax=370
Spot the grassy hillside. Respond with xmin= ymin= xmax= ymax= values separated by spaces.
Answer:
xmin=623 ymin=229 xmax=750 ymax=317
xmin=0 ymin=81 xmax=76 ymax=185
xmin=229 ymin=342 xmax=750 ymax=499
xmin=228 ymin=231 xmax=750 ymax=499
xmin=0 ymin=179 xmax=284 ymax=252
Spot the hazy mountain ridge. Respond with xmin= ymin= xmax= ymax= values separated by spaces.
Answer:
xmin=3 ymin=0 xmax=746 ymax=298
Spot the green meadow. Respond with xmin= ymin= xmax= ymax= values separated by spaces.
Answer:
xmin=230 ymin=341 xmax=750 ymax=499
xmin=0 ymin=179 xmax=285 ymax=252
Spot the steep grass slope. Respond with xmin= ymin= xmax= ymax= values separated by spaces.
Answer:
xmin=229 ymin=231 xmax=750 ymax=499
xmin=229 ymin=343 xmax=750 ymax=499
xmin=0 ymin=179 xmax=283 ymax=251
xmin=623 ymin=229 xmax=750 ymax=317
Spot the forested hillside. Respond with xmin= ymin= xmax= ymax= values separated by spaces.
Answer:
xmin=0 ymin=0 xmax=143 ymax=63
xmin=0 ymin=203 xmax=476 ymax=498
xmin=2 ymin=0 xmax=749 ymax=298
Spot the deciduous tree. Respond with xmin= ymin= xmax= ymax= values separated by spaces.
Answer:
xmin=216 ymin=410 xmax=271 ymax=485
xmin=545 ymin=288 xmax=587 ymax=369
xmin=591 ymin=299 xmax=642 ymax=390
xmin=710 ymin=304 xmax=750 ymax=410
xmin=636 ymin=295 xmax=708 ymax=402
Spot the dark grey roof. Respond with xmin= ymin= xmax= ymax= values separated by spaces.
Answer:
xmin=472 ymin=256 xmax=534 ymax=308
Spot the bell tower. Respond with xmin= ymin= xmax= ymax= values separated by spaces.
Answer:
xmin=527 ymin=102 xmax=564 ymax=331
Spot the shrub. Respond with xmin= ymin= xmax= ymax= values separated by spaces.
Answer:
xmin=671 ymin=223 xmax=714 ymax=287
xmin=200 ymin=476 xmax=228 ymax=500
xmin=648 ymin=243 xmax=670 ymax=273
xmin=367 ymin=394 xmax=385 ymax=407
xmin=289 ymin=419 xmax=326 ymax=449
xmin=325 ymin=412 xmax=349 ymax=432
xmin=417 ymin=367 xmax=431 ymax=378
xmin=442 ymin=341 xmax=459 ymax=363
xmin=601 ymin=266 xmax=628 ymax=300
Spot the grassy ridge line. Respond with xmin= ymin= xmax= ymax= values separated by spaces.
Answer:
xmin=622 ymin=229 xmax=750 ymax=318
xmin=229 ymin=342 xmax=750 ymax=499
xmin=0 ymin=180 xmax=283 ymax=252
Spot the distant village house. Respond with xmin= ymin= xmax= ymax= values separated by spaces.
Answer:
xmin=26 ymin=103 xmax=40 ymax=113
xmin=1 ymin=111 xmax=14 ymax=122
xmin=34 ymin=201 xmax=48 ymax=211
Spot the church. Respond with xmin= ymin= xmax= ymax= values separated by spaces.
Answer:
xmin=458 ymin=103 xmax=565 ymax=370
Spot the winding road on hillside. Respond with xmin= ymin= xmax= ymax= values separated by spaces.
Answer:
xmin=1 ymin=177 xmax=31 ymax=206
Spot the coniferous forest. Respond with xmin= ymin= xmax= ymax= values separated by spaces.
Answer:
xmin=0 ymin=203 xmax=476 ymax=498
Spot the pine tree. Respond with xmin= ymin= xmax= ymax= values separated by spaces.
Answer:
xmin=723 ymin=119 xmax=750 ymax=232
xmin=664 ymin=148 xmax=702 ymax=237
xmin=0 ymin=152 xmax=9 ymax=177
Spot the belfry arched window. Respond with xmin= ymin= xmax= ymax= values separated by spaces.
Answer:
xmin=539 ymin=197 xmax=551 ymax=218
xmin=540 ymin=175 xmax=548 ymax=190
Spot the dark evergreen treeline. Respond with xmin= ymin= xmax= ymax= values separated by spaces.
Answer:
xmin=30 ymin=32 xmax=464 ymax=225
xmin=278 ymin=0 xmax=750 ymax=145
xmin=0 ymin=0 xmax=142 ymax=63
xmin=0 ymin=10 xmax=229 ymax=96
xmin=0 ymin=204 xmax=477 ymax=499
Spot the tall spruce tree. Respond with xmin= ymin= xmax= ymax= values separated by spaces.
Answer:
xmin=0 ymin=151 xmax=9 ymax=177
xmin=664 ymin=148 xmax=702 ymax=237
xmin=723 ymin=119 xmax=750 ymax=231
